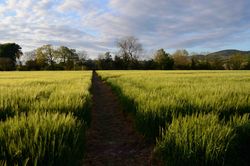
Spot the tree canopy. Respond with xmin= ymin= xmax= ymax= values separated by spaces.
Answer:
xmin=0 ymin=43 xmax=22 ymax=70
xmin=172 ymin=49 xmax=190 ymax=69
xmin=1 ymin=40 xmax=250 ymax=71
xmin=116 ymin=36 xmax=143 ymax=69
xmin=154 ymin=49 xmax=174 ymax=70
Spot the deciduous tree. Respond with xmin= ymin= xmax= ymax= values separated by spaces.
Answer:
xmin=116 ymin=36 xmax=143 ymax=69
xmin=227 ymin=54 xmax=245 ymax=70
xmin=0 ymin=43 xmax=22 ymax=70
xmin=172 ymin=49 xmax=190 ymax=69
xmin=35 ymin=45 xmax=57 ymax=69
xmin=56 ymin=46 xmax=79 ymax=69
xmin=154 ymin=49 xmax=174 ymax=70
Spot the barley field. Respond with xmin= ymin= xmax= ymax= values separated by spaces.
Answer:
xmin=98 ymin=70 xmax=250 ymax=165
xmin=0 ymin=71 xmax=92 ymax=165
xmin=1 ymin=70 xmax=250 ymax=165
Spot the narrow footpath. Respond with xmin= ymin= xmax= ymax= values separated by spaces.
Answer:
xmin=83 ymin=73 xmax=153 ymax=166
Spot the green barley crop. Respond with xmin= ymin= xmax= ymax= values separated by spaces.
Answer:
xmin=98 ymin=70 xmax=250 ymax=165
xmin=0 ymin=112 xmax=85 ymax=166
xmin=0 ymin=71 xmax=92 ymax=123
xmin=0 ymin=71 xmax=92 ymax=165
xmin=154 ymin=113 xmax=249 ymax=166
xmin=98 ymin=70 xmax=250 ymax=139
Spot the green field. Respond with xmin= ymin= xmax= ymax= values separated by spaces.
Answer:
xmin=1 ymin=70 xmax=250 ymax=165
xmin=98 ymin=70 xmax=250 ymax=165
xmin=0 ymin=71 xmax=92 ymax=165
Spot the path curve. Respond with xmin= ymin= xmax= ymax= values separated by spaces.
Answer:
xmin=83 ymin=72 xmax=153 ymax=166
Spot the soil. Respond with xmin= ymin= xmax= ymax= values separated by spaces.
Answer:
xmin=82 ymin=72 xmax=154 ymax=166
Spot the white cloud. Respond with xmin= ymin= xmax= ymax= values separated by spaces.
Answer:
xmin=0 ymin=0 xmax=250 ymax=58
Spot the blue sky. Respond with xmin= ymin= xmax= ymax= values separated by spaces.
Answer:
xmin=0 ymin=0 xmax=250 ymax=58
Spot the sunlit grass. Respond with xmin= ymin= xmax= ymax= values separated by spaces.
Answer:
xmin=0 ymin=71 xmax=92 ymax=165
xmin=98 ymin=70 xmax=250 ymax=165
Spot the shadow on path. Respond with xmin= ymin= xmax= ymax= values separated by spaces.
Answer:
xmin=83 ymin=72 xmax=153 ymax=166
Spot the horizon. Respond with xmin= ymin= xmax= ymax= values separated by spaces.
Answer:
xmin=0 ymin=0 xmax=250 ymax=58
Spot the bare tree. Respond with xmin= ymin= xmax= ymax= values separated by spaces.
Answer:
xmin=77 ymin=50 xmax=88 ymax=61
xmin=116 ymin=36 xmax=143 ymax=61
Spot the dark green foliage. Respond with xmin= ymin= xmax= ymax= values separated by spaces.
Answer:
xmin=96 ymin=52 xmax=113 ymax=70
xmin=0 ymin=43 xmax=22 ymax=70
xmin=0 ymin=43 xmax=22 ymax=61
xmin=154 ymin=49 xmax=174 ymax=70
xmin=0 ymin=106 xmax=15 ymax=121
xmin=135 ymin=110 xmax=171 ymax=141
xmin=74 ymin=95 xmax=92 ymax=126
xmin=225 ymin=122 xmax=250 ymax=166
xmin=25 ymin=59 xmax=41 ymax=70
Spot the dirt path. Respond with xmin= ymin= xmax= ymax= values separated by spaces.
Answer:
xmin=83 ymin=73 xmax=153 ymax=166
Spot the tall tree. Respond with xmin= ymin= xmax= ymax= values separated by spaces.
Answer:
xmin=113 ymin=55 xmax=124 ymax=70
xmin=116 ymin=36 xmax=142 ymax=69
xmin=0 ymin=43 xmax=22 ymax=70
xmin=57 ymin=46 xmax=77 ymax=63
xmin=103 ymin=52 xmax=113 ymax=69
xmin=56 ymin=46 xmax=79 ymax=69
xmin=76 ymin=51 xmax=88 ymax=69
xmin=172 ymin=49 xmax=190 ymax=69
xmin=96 ymin=52 xmax=113 ymax=70
xmin=154 ymin=49 xmax=174 ymax=69
xmin=35 ymin=45 xmax=57 ymax=69
xmin=77 ymin=51 xmax=88 ymax=62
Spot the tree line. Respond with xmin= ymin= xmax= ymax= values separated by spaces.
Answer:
xmin=1 ymin=36 xmax=250 ymax=71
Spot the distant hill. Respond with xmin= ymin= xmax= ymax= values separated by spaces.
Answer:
xmin=191 ymin=49 xmax=250 ymax=61
xmin=207 ymin=49 xmax=250 ymax=59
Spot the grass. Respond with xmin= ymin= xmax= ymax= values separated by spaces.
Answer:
xmin=154 ymin=113 xmax=249 ymax=166
xmin=98 ymin=70 xmax=250 ymax=165
xmin=1 ymin=70 xmax=250 ymax=165
xmin=0 ymin=71 xmax=92 ymax=165
xmin=0 ymin=112 xmax=85 ymax=166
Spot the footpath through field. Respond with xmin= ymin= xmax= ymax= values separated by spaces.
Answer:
xmin=83 ymin=72 xmax=153 ymax=166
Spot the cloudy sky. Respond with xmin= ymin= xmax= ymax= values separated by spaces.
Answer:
xmin=0 ymin=0 xmax=250 ymax=58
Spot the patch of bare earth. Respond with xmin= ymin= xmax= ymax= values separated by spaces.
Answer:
xmin=83 ymin=73 xmax=155 ymax=166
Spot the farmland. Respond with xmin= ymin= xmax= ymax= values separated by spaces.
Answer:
xmin=0 ymin=70 xmax=250 ymax=165
xmin=98 ymin=70 xmax=250 ymax=165
xmin=0 ymin=71 xmax=92 ymax=165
